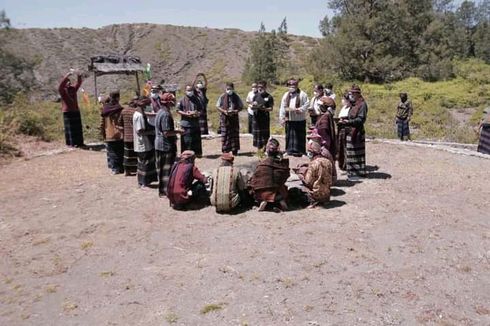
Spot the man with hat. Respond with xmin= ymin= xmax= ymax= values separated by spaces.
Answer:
xmin=118 ymin=97 xmax=139 ymax=175
xmin=338 ymin=84 xmax=368 ymax=180
xmin=251 ymin=81 xmax=274 ymax=151
xmin=279 ymin=79 xmax=310 ymax=157
xmin=209 ymin=153 xmax=250 ymax=213
xmin=395 ymin=92 xmax=413 ymax=141
xmin=58 ymin=70 xmax=84 ymax=147
xmin=155 ymin=93 xmax=183 ymax=197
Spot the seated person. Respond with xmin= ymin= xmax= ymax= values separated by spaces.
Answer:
xmin=306 ymin=131 xmax=337 ymax=184
xmin=167 ymin=150 xmax=208 ymax=210
xmin=299 ymin=141 xmax=333 ymax=209
xmin=209 ymin=153 xmax=251 ymax=213
xmin=250 ymin=138 xmax=290 ymax=212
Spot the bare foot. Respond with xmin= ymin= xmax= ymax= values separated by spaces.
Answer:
xmin=258 ymin=201 xmax=267 ymax=212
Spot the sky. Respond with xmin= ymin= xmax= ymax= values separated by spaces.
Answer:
xmin=0 ymin=0 xmax=331 ymax=37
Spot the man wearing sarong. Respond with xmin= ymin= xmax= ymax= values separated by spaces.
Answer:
xmin=245 ymin=83 xmax=258 ymax=134
xmin=251 ymin=81 xmax=274 ymax=151
xmin=217 ymin=83 xmax=244 ymax=155
xmin=395 ymin=92 xmax=413 ymax=141
xmin=167 ymin=150 xmax=208 ymax=210
xmin=250 ymin=138 xmax=290 ymax=212
xmin=100 ymin=91 xmax=124 ymax=174
xmin=279 ymin=79 xmax=309 ymax=157
xmin=299 ymin=141 xmax=333 ymax=208
xmin=59 ymin=70 xmax=84 ymax=147
xmin=177 ymin=85 xmax=203 ymax=157
xmin=308 ymin=84 xmax=324 ymax=125
xmin=209 ymin=153 xmax=248 ymax=213
xmin=155 ymin=93 xmax=182 ymax=197
xmin=193 ymin=73 xmax=210 ymax=135
xmin=477 ymin=108 xmax=490 ymax=155
xmin=336 ymin=92 xmax=351 ymax=171
xmin=133 ymin=99 xmax=157 ymax=188
xmin=118 ymin=98 xmax=138 ymax=175
xmin=314 ymin=96 xmax=337 ymax=159
xmin=338 ymin=85 xmax=368 ymax=180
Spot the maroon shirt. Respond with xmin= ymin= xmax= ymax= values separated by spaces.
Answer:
xmin=58 ymin=75 xmax=82 ymax=113
xmin=167 ymin=161 xmax=206 ymax=206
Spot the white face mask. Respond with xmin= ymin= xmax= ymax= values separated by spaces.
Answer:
xmin=348 ymin=94 xmax=355 ymax=102
xmin=325 ymin=88 xmax=332 ymax=94
xmin=307 ymin=151 xmax=314 ymax=159
xmin=252 ymin=87 xmax=257 ymax=93
xmin=150 ymin=92 xmax=159 ymax=99
xmin=226 ymin=90 xmax=234 ymax=95
xmin=196 ymin=83 xmax=204 ymax=89
xmin=186 ymin=91 xmax=194 ymax=97
xmin=289 ymin=87 xmax=296 ymax=93
xmin=313 ymin=91 xmax=319 ymax=97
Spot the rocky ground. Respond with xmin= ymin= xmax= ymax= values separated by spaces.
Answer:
xmin=0 ymin=137 xmax=489 ymax=325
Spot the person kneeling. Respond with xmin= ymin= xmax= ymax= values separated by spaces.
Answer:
xmin=167 ymin=150 xmax=208 ymax=210
xmin=299 ymin=141 xmax=333 ymax=209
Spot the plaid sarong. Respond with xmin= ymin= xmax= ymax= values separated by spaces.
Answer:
xmin=252 ymin=112 xmax=270 ymax=149
xmin=156 ymin=150 xmax=176 ymax=196
xmin=337 ymin=126 xmax=348 ymax=171
xmin=478 ymin=124 xmax=490 ymax=155
xmin=396 ymin=119 xmax=410 ymax=140
xmin=285 ymin=120 xmax=306 ymax=156
xmin=346 ymin=132 xmax=366 ymax=177
xmin=63 ymin=111 xmax=84 ymax=146
xmin=137 ymin=150 xmax=157 ymax=186
xmin=106 ymin=140 xmax=124 ymax=173
xmin=221 ymin=115 xmax=240 ymax=153
xmin=199 ymin=109 xmax=209 ymax=135
xmin=123 ymin=141 xmax=137 ymax=174
xmin=181 ymin=127 xmax=202 ymax=156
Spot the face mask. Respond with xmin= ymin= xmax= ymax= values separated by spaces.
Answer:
xmin=325 ymin=89 xmax=332 ymax=94
xmin=150 ymin=92 xmax=159 ymax=99
xmin=313 ymin=91 xmax=318 ymax=97
xmin=348 ymin=94 xmax=355 ymax=102
xmin=307 ymin=152 xmax=314 ymax=159
xmin=186 ymin=91 xmax=194 ymax=97
xmin=289 ymin=87 xmax=296 ymax=93
xmin=226 ymin=90 xmax=234 ymax=95
xmin=252 ymin=87 xmax=257 ymax=93
xmin=196 ymin=83 xmax=204 ymax=89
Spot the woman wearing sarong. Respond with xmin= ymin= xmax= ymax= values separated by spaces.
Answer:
xmin=100 ymin=91 xmax=124 ymax=174
xmin=59 ymin=71 xmax=84 ymax=147
xmin=177 ymin=85 xmax=203 ymax=157
xmin=395 ymin=92 xmax=413 ymax=141
xmin=216 ymin=83 xmax=244 ymax=155
xmin=336 ymin=93 xmax=351 ymax=171
xmin=193 ymin=73 xmax=210 ymax=135
xmin=251 ymin=81 xmax=274 ymax=151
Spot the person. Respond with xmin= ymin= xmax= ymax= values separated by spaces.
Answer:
xmin=314 ymin=96 xmax=337 ymax=159
xmin=250 ymin=138 xmax=290 ymax=212
xmin=100 ymin=91 xmax=124 ymax=174
xmin=155 ymin=93 xmax=182 ymax=197
xmin=216 ymin=82 xmax=244 ymax=155
xmin=396 ymin=92 xmax=413 ymax=141
xmin=299 ymin=141 xmax=333 ymax=208
xmin=279 ymin=79 xmax=309 ymax=157
xmin=251 ymin=81 xmax=274 ymax=151
xmin=245 ymin=83 xmax=258 ymax=134
xmin=307 ymin=130 xmax=337 ymax=184
xmin=167 ymin=150 xmax=208 ymax=210
xmin=193 ymin=73 xmax=210 ymax=135
xmin=308 ymin=84 xmax=324 ymax=125
xmin=477 ymin=108 xmax=490 ymax=155
xmin=324 ymin=82 xmax=336 ymax=101
xmin=338 ymin=85 xmax=368 ymax=180
xmin=177 ymin=84 xmax=203 ymax=157
xmin=337 ymin=92 xmax=351 ymax=171
xmin=58 ymin=70 xmax=84 ymax=147
xmin=118 ymin=98 xmax=138 ymax=175
xmin=209 ymin=153 xmax=249 ymax=213
xmin=133 ymin=97 xmax=157 ymax=188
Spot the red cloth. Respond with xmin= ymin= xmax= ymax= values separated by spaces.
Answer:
xmin=58 ymin=75 xmax=82 ymax=113
xmin=167 ymin=161 xmax=206 ymax=206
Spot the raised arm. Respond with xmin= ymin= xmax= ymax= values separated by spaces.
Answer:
xmin=58 ymin=73 xmax=71 ymax=93
xmin=74 ymin=74 xmax=83 ymax=91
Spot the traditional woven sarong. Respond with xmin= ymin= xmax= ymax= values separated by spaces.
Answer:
xmin=199 ymin=110 xmax=209 ymax=135
xmin=285 ymin=120 xmax=306 ymax=156
xmin=478 ymin=124 xmax=490 ymax=155
xmin=210 ymin=166 xmax=241 ymax=212
xmin=137 ymin=150 xmax=157 ymax=186
xmin=396 ymin=119 xmax=410 ymax=140
xmin=346 ymin=132 xmax=366 ymax=177
xmin=181 ymin=127 xmax=202 ymax=156
xmin=106 ymin=140 xmax=124 ymax=173
xmin=156 ymin=150 xmax=176 ymax=196
xmin=123 ymin=141 xmax=137 ymax=174
xmin=252 ymin=112 xmax=270 ymax=149
xmin=248 ymin=113 xmax=253 ymax=134
xmin=221 ymin=115 xmax=240 ymax=153
xmin=63 ymin=111 xmax=84 ymax=146
xmin=337 ymin=126 xmax=348 ymax=171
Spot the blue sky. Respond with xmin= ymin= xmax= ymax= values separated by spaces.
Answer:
xmin=1 ymin=0 xmax=331 ymax=37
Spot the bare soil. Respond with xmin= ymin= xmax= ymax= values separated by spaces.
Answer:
xmin=0 ymin=137 xmax=489 ymax=325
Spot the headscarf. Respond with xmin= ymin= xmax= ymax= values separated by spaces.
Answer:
xmin=266 ymin=138 xmax=280 ymax=157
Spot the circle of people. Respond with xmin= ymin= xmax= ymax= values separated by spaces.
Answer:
xmin=59 ymin=71 xmax=384 ymax=213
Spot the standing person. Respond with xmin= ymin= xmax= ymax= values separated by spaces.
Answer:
xmin=315 ymin=96 xmax=337 ymax=159
xmin=100 ymin=91 xmax=124 ymax=174
xmin=177 ymin=85 xmax=203 ymax=157
xmin=245 ymin=83 xmax=258 ymax=134
xmin=279 ymin=79 xmax=310 ymax=157
xmin=395 ymin=92 xmax=413 ymax=141
xmin=58 ymin=70 xmax=84 ymax=147
xmin=133 ymin=99 xmax=157 ymax=188
xmin=324 ymin=82 xmax=336 ymax=101
xmin=251 ymin=81 xmax=274 ymax=151
xmin=155 ymin=93 xmax=182 ymax=197
xmin=216 ymin=83 xmax=244 ymax=155
xmin=118 ymin=98 xmax=138 ymax=175
xmin=193 ymin=73 xmax=210 ymax=135
xmin=477 ymin=108 xmax=490 ymax=155
xmin=338 ymin=85 xmax=368 ymax=180
xmin=308 ymin=84 xmax=324 ymax=125
xmin=336 ymin=92 xmax=351 ymax=171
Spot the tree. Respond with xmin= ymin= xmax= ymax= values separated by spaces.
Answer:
xmin=242 ymin=23 xmax=277 ymax=84
xmin=0 ymin=10 xmax=10 ymax=29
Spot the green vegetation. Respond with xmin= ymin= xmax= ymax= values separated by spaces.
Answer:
xmin=200 ymin=303 xmax=225 ymax=314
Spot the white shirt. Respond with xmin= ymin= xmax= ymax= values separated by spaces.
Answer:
xmin=246 ymin=90 xmax=257 ymax=115
xmin=309 ymin=96 xmax=323 ymax=116
xmin=133 ymin=111 xmax=154 ymax=152
xmin=338 ymin=105 xmax=350 ymax=119
xmin=279 ymin=90 xmax=309 ymax=122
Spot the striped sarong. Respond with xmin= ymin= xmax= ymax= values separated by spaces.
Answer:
xmin=199 ymin=109 xmax=209 ymax=135
xmin=396 ymin=119 xmax=410 ymax=140
xmin=63 ymin=111 xmax=84 ymax=146
xmin=285 ymin=120 xmax=306 ymax=156
xmin=346 ymin=132 xmax=366 ymax=177
xmin=106 ymin=141 xmax=124 ymax=173
xmin=181 ymin=127 xmax=202 ymax=157
xmin=478 ymin=124 xmax=490 ymax=155
xmin=137 ymin=150 xmax=157 ymax=186
xmin=252 ymin=112 xmax=270 ymax=149
xmin=123 ymin=142 xmax=137 ymax=174
xmin=337 ymin=126 xmax=348 ymax=171
xmin=221 ymin=115 xmax=240 ymax=153
xmin=156 ymin=150 xmax=176 ymax=196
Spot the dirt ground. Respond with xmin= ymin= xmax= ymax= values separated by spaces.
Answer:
xmin=0 ymin=137 xmax=489 ymax=325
